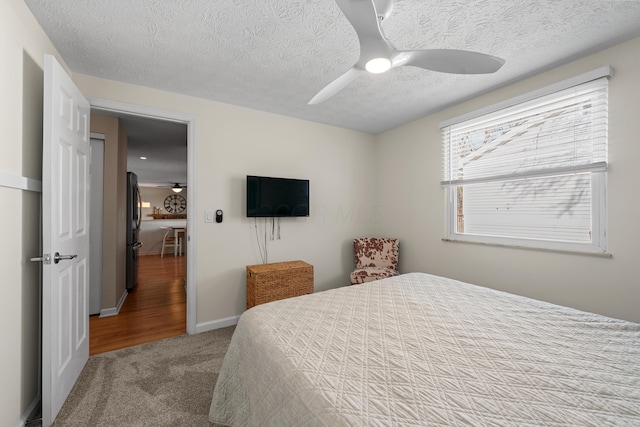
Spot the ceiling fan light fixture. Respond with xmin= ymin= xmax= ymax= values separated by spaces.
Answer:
xmin=365 ymin=57 xmax=392 ymax=74
xmin=171 ymin=183 xmax=183 ymax=193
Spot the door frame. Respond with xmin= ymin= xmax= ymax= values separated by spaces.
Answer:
xmin=89 ymin=97 xmax=197 ymax=334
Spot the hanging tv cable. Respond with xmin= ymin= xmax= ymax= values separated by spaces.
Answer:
xmin=254 ymin=217 xmax=267 ymax=264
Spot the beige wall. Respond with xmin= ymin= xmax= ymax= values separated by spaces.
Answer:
xmin=0 ymin=0 xmax=70 ymax=424
xmin=116 ymin=120 xmax=129 ymax=304
xmin=90 ymin=114 xmax=128 ymax=310
xmin=140 ymin=186 xmax=189 ymax=222
xmin=139 ymin=186 xmax=188 ymax=256
xmin=375 ymin=36 xmax=640 ymax=323
xmin=72 ymin=73 xmax=379 ymax=328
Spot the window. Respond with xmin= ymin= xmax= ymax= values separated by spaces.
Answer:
xmin=441 ymin=70 xmax=609 ymax=253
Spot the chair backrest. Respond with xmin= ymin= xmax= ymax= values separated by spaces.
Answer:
xmin=353 ymin=238 xmax=399 ymax=269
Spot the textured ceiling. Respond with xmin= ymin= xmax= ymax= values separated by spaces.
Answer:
xmin=24 ymin=0 xmax=640 ymax=135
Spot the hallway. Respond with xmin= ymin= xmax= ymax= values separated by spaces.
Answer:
xmin=89 ymin=254 xmax=186 ymax=355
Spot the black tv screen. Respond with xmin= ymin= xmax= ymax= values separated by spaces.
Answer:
xmin=246 ymin=175 xmax=310 ymax=217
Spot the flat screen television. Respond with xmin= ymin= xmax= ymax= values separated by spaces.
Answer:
xmin=246 ymin=175 xmax=310 ymax=217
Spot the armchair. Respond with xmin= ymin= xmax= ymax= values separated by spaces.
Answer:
xmin=349 ymin=237 xmax=399 ymax=285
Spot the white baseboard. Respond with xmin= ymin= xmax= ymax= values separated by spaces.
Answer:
xmin=99 ymin=290 xmax=128 ymax=317
xmin=195 ymin=315 xmax=241 ymax=334
xmin=16 ymin=393 xmax=40 ymax=427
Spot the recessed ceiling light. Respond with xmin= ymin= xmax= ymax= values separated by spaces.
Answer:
xmin=140 ymin=156 xmax=147 ymax=160
xmin=365 ymin=57 xmax=392 ymax=74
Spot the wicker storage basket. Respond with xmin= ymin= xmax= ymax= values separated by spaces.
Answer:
xmin=246 ymin=260 xmax=314 ymax=308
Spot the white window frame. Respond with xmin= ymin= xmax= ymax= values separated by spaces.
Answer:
xmin=441 ymin=67 xmax=612 ymax=255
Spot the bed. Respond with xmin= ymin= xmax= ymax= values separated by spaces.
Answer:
xmin=209 ymin=272 xmax=640 ymax=426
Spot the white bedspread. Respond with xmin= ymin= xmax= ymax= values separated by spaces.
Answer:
xmin=209 ymin=272 xmax=640 ymax=426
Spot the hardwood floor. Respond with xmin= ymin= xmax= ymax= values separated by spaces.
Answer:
xmin=89 ymin=254 xmax=186 ymax=355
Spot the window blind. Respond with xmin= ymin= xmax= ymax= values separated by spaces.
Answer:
xmin=442 ymin=77 xmax=608 ymax=186
xmin=441 ymin=75 xmax=609 ymax=251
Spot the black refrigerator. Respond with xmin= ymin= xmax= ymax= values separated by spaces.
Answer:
xmin=126 ymin=172 xmax=142 ymax=291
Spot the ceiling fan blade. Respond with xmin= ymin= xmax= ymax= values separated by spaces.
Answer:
xmin=335 ymin=0 xmax=394 ymax=64
xmin=404 ymin=49 xmax=506 ymax=74
xmin=308 ymin=67 xmax=361 ymax=105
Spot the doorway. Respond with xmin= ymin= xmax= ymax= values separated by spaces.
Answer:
xmin=88 ymin=98 xmax=196 ymax=353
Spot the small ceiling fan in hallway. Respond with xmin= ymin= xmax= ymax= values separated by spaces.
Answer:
xmin=308 ymin=0 xmax=506 ymax=105
xmin=157 ymin=183 xmax=187 ymax=193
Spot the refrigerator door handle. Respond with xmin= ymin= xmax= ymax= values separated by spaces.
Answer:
xmin=135 ymin=187 xmax=142 ymax=229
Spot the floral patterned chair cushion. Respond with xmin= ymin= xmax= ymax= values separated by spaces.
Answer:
xmin=350 ymin=238 xmax=399 ymax=285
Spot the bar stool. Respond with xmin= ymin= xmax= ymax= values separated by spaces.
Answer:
xmin=161 ymin=228 xmax=182 ymax=257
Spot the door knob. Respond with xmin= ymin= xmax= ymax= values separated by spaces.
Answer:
xmin=30 ymin=254 xmax=52 ymax=264
xmin=53 ymin=252 xmax=78 ymax=264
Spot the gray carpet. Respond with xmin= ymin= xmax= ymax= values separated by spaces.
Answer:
xmin=50 ymin=326 xmax=235 ymax=426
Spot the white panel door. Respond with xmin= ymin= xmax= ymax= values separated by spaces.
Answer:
xmin=42 ymin=54 xmax=90 ymax=427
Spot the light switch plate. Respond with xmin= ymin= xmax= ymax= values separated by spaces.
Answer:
xmin=204 ymin=210 xmax=214 ymax=223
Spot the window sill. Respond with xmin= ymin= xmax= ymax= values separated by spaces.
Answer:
xmin=441 ymin=237 xmax=613 ymax=258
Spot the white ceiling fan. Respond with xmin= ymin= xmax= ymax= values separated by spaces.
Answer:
xmin=308 ymin=0 xmax=506 ymax=105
